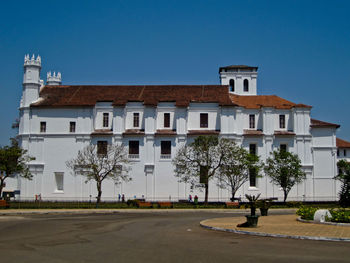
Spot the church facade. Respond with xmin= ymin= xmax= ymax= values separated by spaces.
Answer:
xmin=5 ymin=54 xmax=349 ymax=202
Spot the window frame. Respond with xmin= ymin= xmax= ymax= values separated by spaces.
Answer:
xmin=249 ymin=144 xmax=257 ymax=155
xmin=133 ymin=112 xmax=140 ymax=128
xmin=249 ymin=167 xmax=257 ymax=187
xmin=279 ymin=114 xmax=286 ymax=129
xmin=69 ymin=121 xmax=76 ymax=133
xmin=40 ymin=121 xmax=46 ymax=133
xmin=97 ymin=141 xmax=108 ymax=156
xmin=229 ymin=79 xmax=235 ymax=92
xmin=103 ymin=113 xmax=109 ymax=128
xmin=54 ymin=172 xmax=64 ymax=192
xmin=129 ymin=140 xmax=139 ymax=155
xmin=244 ymin=79 xmax=249 ymax=92
xmin=280 ymin=144 xmax=287 ymax=152
xmin=200 ymin=113 xmax=208 ymax=128
xmin=163 ymin=113 xmax=170 ymax=128
xmin=161 ymin=141 xmax=171 ymax=155
xmin=249 ymin=114 xmax=255 ymax=129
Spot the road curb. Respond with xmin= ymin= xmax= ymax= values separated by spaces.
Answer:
xmin=297 ymin=217 xmax=350 ymax=227
xmin=199 ymin=220 xmax=350 ymax=242
xmin=0 ymin=208 xmax=297 ymax=215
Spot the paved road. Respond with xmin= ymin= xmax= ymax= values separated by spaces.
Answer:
xmin=0 ymin=210 xmax=349 ymax=263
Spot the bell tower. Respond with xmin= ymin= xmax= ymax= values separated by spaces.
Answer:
xmin=21 ymin=54 xmax=42 ymax=107
xmin=219 ymin=65 xmax=258 ymax=96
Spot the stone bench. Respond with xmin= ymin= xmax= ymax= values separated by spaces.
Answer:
xmin=157 ymin=202 xmax=173 ymax=208
xmin=137 ymin=202 xmax=153 ymax=208
xmin=0 ymin=200 xmax=9 ymax=208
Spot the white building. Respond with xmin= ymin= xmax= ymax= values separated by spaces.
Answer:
xmin=5 ymin=55 xmax=350 ymax=201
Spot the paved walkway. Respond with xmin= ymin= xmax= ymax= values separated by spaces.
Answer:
xmin=200 ymin=214 xmax=350 ymax=242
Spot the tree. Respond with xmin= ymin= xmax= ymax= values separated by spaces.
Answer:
xmin=217 ymin=140 xmax=262 ymax=201
xmin=66 ymin=144 xmax=131 ymax=204
xmin=336 ymin=160 xmax=350 ymax=207
xmin=0 ymin=138 xmax=34 ymax=198
xmin=264 ymin=149 xmax=306 ymax=202
xmin=173 ymin=135 xmax=226 ymax=204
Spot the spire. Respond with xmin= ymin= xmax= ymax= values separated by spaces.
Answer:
xmin=24 ymin=53 xmax=41 ymax=67
xmin=46 ymin=71 xmax=62 ymax=85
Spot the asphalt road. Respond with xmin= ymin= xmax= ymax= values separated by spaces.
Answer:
xmin=0 ymin=210 xmax=349 ymax=263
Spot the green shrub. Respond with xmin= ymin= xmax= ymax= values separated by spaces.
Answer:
xmin=286 ymin=201 xmax=303 ymax=208
xmin=329 ymin=209 xmax=350 ymax=223
xmin=126 ymin=199 xmax=139 ymax=207
xmin=296 ymin=206 xmax=318 ymax=220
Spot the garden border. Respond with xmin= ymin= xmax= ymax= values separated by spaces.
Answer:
xmin=297 ymin=216 xmax=350 ymax=227
xmin=200 ymin=220 xmax=350 ymax=242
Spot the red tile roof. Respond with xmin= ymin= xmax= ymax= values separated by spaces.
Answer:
xmin=229 ymin=94 xmax=312 ymax=109
xmin=31 ymin=85 xmax=312 ymax=110
xmin=310 ymin=119 xmax=340 ymax=129
xmin=337 ymin=138 xmax=350 ymax=148
xmin=32 ymin=85 xmax=235 ymax=108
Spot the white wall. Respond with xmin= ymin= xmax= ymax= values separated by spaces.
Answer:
xmin=10 ymin=99 xmax=341 ymax=201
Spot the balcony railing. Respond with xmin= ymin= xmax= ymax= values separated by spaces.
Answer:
xmin=160 ymin=154 xmax=171 ymax=159
xmin=128 ymin=154 xmax=140 ymax=159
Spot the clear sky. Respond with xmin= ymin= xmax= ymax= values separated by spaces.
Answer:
xmin=0 ymin=0 xmax=349 ymax=146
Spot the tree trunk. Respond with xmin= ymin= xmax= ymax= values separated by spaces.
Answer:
xmin=231 ymin=186 xmax=236 ymax=202
xmin=204 ymin=183 xmax=209 ymax=204
xmin=283 ymin=189 xmax=288 ymax=203
xmin=0 ymin=179 xmax=4 ymax=199
xmin=96 ymin=181 xmax=102 ymax=206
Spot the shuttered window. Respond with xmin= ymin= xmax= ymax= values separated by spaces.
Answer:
xmin=97 ymin=141 xmax=108 ymax=155
xmin=164 ymin=113 xmax=170 ymax=128
xmin=129 ymin=141 xmax=139 ymax=155
xmin=200 ymin=113 xmax=208 ymax=128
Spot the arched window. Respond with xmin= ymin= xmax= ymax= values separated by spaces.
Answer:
xmin=229 ymin=79 xmax=235 ymax=92
xmin=244 ymin=79 xmax=249 ymax=92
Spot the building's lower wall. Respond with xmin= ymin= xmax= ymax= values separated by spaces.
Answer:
xmin=3 ymin=134 xmax=341 ymax=202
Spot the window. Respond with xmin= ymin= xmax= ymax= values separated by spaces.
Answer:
xmin=249 ymin=114 xmax=255 ymax=129
xmin=200 ymin=113 xmax=208 ymax=128
xmin=133 ymin=113 xmax=139 ymax=128
xmin=280 ymin=144 xmax=287 ymax=152
xmin=161 ymin=141 xmax=171 ymax=159
xmin=229 ymin=79 xmax=235 ymax=92
xmin=129 ymin=141 xmax=139 ymax=158
xmin=337 ymin=150 xmax=340 ymax=157
xmin=40 ymin=122 xmax=46 ymax=133
xmin=55 ymin=173 xmax=64 ymax=192
xmin=244 ymin=79 xmax=249 ymax=92
xmin=69 ymin=122 xmax=76 ymax=133
xmin=103 ymin=113 xmax=109 ymax=128
xmin=249 ymin=144 xmax=257 ymax=155
xmin=345 ymin=149 xmax=347 ymax=157
xmin=97 ymin=141 xmax=108 ymax=155
xmin=164 ymin=113 xmax=170 ymax=128
xmin=279 ymin=115 xmax=286 ymax=129
xmin=249 ymin=168 xmax=257 ymax=187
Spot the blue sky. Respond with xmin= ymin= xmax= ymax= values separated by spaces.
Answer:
xmin=0 ymin=0 xmax=349 ymax=146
